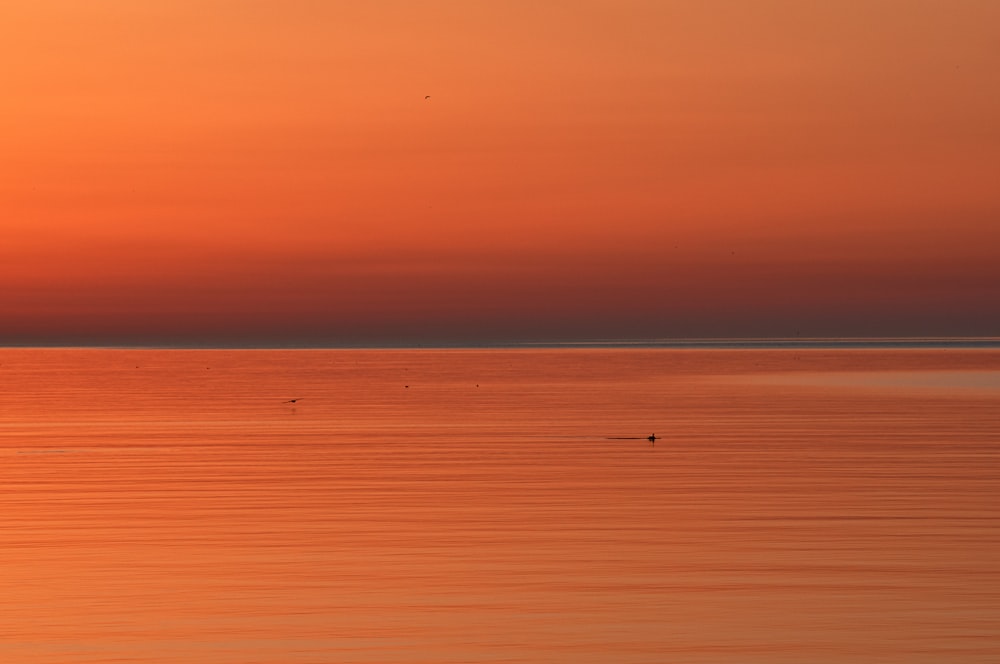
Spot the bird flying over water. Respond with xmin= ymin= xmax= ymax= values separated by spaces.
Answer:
xmin=284 ymin=398 xmax=300 ymax=404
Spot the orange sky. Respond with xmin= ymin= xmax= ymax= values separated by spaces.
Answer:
xmin=2 ymin=1 xmax=998 ymax=345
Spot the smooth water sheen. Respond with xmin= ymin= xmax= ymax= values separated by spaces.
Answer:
xmin=2 ymin=348 xmax=999 ymax=663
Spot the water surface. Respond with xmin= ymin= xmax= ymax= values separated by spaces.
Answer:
xmin=2 ymin=349 xmax=999 ymax=662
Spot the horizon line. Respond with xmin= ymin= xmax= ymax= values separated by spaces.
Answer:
xmin=2 ymin=336 xmax=1000 ymax=351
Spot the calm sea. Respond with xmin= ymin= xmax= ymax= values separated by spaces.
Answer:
xmin=2 ymin=348 xmax=999 ymax=663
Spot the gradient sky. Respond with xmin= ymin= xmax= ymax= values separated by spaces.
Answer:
xmin=2 ymin=1 xmax=998 ymax=346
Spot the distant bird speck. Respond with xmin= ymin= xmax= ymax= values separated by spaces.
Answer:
xmin=284 ymin=398 xmax=299 ymax=404
xmin=424 ymin=95 xmax=431 ymax=99
xmin=648 ymin=434 xmax=657 ymax=443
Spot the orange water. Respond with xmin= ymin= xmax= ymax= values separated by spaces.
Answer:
xmin=3 ymin=349 xmax=999 ymax=662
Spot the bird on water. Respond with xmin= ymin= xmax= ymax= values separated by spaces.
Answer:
xmin=648 ymin=434 xmax=657 ymax=443
xmin=284 ymin=398 xmax=300 ymax=404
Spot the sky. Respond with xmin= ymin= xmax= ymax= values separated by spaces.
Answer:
xmin=2 ymin=0 xmax=998 ymax=346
